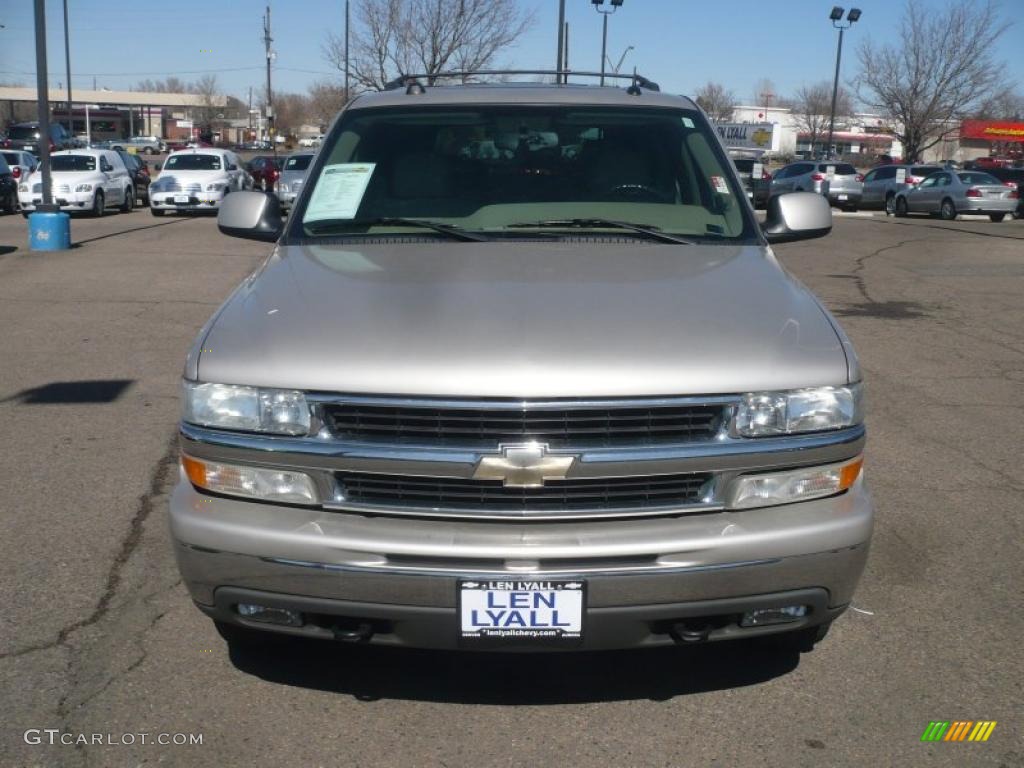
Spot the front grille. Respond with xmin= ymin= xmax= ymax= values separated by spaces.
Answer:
xmin=336 ymin=471 xmax=713 ymax=513
xmin=321 ymin=402 xmax=725 ymax=447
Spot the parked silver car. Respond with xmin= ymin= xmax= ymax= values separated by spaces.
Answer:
xmin=1 ymin=149 xmax=39 ymax=187
xmin=894 ymin=170 xmax=1019 ymax=221
xmin=860 ymin=164 xmax=943 ymax=214
xmin=769 ymin=161 xmax=863 ymax=210
xmin=274 ymin=152 xmax=315 ymax=210
xmin=173 ymin=76 xmax=871 ymax=654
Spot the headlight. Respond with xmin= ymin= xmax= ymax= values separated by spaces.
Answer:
xmin=181 ymin=454 xmax=319 ymax=504
xmin=206 ymin=182 xmax=226 ymax=191
xmin=726 ymin=456 xmax=863 ymax=509
xmin=75 ymin=183 xmax=93 ymax=192
xmin=182 ymin=381 xmax=310 ymax=435
xmin=733 ymin=384 xmax=862 ymax=437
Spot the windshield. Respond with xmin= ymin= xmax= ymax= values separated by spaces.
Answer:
xmin=165 ymin=154 xmax=221 ymax=171
xmin=296 ymin=105 xmax=756 ymax=242
xmin=957 ymin=172 xmax=1001 ymax=185
xmin=285 ymin=155 xmax=313 ymax=171
xmin=51 ymin=155 xmax=96 ymax=172
xmin=817 ymin=163 xmax=857 ymax=175
xmin=8 ymin=126 xmax=40 ymax=140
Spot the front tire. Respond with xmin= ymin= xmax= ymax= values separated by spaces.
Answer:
xmin=989 ymin=213 xmax=1005 ymax=223
xmin=940 ymin=198 xmax=957 ymax=220
xmin=3 ymin=189 xmax=15 ymax=214
xmin=120 ymin=186 xmax=134 ymax=212
xmin=150 ymin=207 xmax=165 ymax=217
xmin=91 ymin=190 xmax=105 ymax=217
xmin=884 ymin=192 xmax=895 ymax=215
xmin=894 ymin=196 xmax=908 ymax=217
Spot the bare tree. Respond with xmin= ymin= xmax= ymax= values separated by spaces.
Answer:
xmin=694 ymin=82 xmax=736 ymax=122
xmin=856 ymin=0 xmax=1009 ymax=161
xmin=791 ymin=81 xmax=854 ymax=150
xmin=260 ymin=92 xmax=310 ymax=138
xmin=191 ymin=74 xmax=220 ymax=135
xmin=751 ymin=78 xmax=778 ymax=110
xmin=307 ymin=80 xmax=348 ymax=128
xmin=323 ymin=0 xmax=533 ymax=91
xmin=135 ymin=77 xmax=187 ymax=93
xmin=975 ymin=88 xmax=1024 ymax=121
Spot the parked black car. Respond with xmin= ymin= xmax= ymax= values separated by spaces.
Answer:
xmin=1 ymin=122 xmax=76 ymax=155
xmin=116 ymin=150 xmax=152 ymax=204
xmin=0 ymin=154 xmax=17 ymax=213
xmin=983 ymin=166 xmax=1024 ymax=218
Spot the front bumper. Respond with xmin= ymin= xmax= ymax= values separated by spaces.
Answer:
xmin=170 ymin=472 xmax=873 ymax=650
xmin=149 ymin=190 xmax=226 ymax=211
xmin=19 ymin=191 xmax=95 ymax=212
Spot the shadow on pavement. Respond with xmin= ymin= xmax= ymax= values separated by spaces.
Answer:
xmin=2 ymin=379 xmax=134 ymax=404
xmin=226 ymin=636 xmax=800 ymax=703
xmin=0 ymin=245 xmax=16 ymax=256
xmin=73 ymin=217 xmax=196 ymax=246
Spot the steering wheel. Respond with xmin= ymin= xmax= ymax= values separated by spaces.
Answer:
xmin=604 ymin=183 xmax=668 ymax=203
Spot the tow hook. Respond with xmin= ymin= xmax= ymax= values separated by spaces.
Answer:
xmin=333 ymin=622 xmax=374 ymax=643
xmin=669 ymin=622 xmax=713 ymax=644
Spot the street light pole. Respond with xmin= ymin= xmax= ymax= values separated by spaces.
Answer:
xmin=344 ymin=0 xmax=350 ymax=97
xmin=592 ymin=0 xmax=624 ymax=87
xmin=63 ymin=0 xmax=72 ymax=135
xmin=826 ymin=6 xmax=861 ymax=159
xmin=33 ymin=0 xmax=54 ymax=210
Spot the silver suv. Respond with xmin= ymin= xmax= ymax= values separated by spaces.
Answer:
xmin=172 ymin=74 xmax=872 ymax=653
xmin=860 ymin=164 xmax=943 ymax=214
xmin=770 ymin=161 xmax=863 ymax=210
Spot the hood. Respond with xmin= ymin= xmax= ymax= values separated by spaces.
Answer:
xmin=197 ymin=241 xmax=850 ymax=398
xmin=27 ymin=170 xmax=103 ymax=186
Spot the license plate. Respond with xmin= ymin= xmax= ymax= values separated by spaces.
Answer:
xmin=23 ymin=145 xmax=33 ymax=151
xmin=173 ymin=195 xmax=190 ymax=204
xmin=837 ymin=193 xmax=848 ymax=200
xmin=459 ymin=579 xmax=584 ymax=646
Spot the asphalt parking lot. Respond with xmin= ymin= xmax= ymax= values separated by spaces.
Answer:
xmin=0 ymin=208 xmax=1021 ymax=767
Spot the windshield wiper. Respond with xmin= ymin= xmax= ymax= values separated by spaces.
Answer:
xmin=306 ymin=217 xmax=490 ymax=242
xmin=505 ymin=218 xmax=698 ymax=245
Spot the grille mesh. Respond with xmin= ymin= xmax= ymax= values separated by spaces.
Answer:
xmin=336 ymin=471 xmax=713 ymax=512
xmin=321 ymin=402 xmax=725 ymax=447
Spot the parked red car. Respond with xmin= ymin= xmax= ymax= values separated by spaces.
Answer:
xmin=246 ymin=155 xmax=281 ymax=191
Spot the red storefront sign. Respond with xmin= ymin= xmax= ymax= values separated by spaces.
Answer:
xmin=960 ymin=120 xmax=1024 ymax=142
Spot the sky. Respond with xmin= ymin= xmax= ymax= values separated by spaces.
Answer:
xmin=1 ymin=0 xmax=1022 ymax=107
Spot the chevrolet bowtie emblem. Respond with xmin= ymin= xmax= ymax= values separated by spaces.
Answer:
xmin=472 ymin=442 xmax=575 ymax=488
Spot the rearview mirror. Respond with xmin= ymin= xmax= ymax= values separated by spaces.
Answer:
xmin=218 ymin=190 xmax=284 ymax=242
xmin=762 ymin=192 xmax=832 ymax=244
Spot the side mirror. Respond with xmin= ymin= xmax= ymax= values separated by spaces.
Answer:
xmin=762 ymin=192 xmax=832 ymax=244
xmin=218 ymin=190 xmax=284 ymax=242
xmin=228 ymin=163 xmax=238 ymax=171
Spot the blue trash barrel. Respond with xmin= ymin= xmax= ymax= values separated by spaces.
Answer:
xmin=28 ymin=211 xmax=72 ymax=251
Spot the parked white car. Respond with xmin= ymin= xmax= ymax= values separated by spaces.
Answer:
xmin=17 ymin=149 xmax=134 ymax=217
xmin=298 ymin=135 xmax=324 ymax=148
xmin=149 ymin=149 xmax=249 ymax=216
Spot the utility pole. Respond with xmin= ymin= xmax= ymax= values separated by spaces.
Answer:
xmin=556 ymin=0 xmax=566 ymax=83
xmin=344 ymin=0 xmax=350 ymax=98
xmin=248 ymin=85 xmax=253 ymax=138
xmin=263 ymin=5 xmax=275 ymax=159
xmin=63 ymin=0 xmax=72 ymax=134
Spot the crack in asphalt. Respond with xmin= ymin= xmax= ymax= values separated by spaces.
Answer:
xmin=872 ymin=217 xmax=1024 ymax=241
xmin=847 ymin=236 xmax=938 ymax=304
xmin=0 ymin=433 xmax=178 ymax=661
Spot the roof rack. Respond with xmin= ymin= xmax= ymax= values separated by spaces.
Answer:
xmin=383 ymin=69 xmax=660 ymax=94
